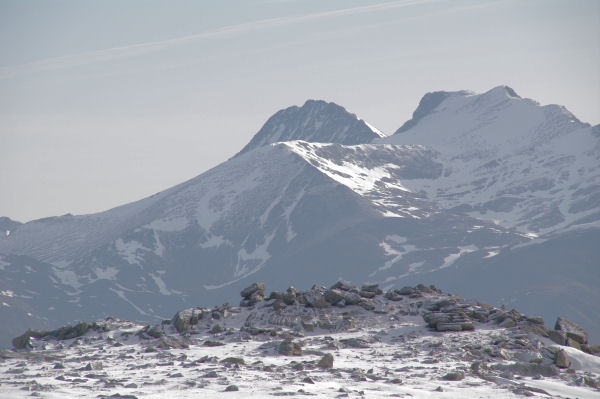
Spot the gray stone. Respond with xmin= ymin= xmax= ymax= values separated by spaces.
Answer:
xmin=554 ymin=317 xmax=588 ymax=344
xmin=282 ymin=287 xmax=297 ymax=305
xmin=361 ymin=284 xmax=382 ymax=294
xmin=240 ymin=282 xmax=266 ymax=299
xmin=398 ymin=286 xmax=416 ymax=295
xmin=324 ymin=289 xmax=345 ymax=305
xmin=548 ymin=330 xmax=566 ymax=345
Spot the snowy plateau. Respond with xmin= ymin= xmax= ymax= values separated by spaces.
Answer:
xmin=0 ymin=86 xmax=599 ymax=397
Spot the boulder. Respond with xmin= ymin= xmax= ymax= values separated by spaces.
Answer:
xmin=555 ymin=349 xmax=569 ymax=368
xmin=172 ymin=309 xmax=202 ymax=333
xmin=442 ymin=371 xmax=464 ymax=381
xmin=324 ymin=289 xmax=345 ymax=305
xmin=343 ymin=292 xmax=361 ymax=306
xmin=282 ymin=286 xmax=297 ymax=305
xmin=548 ymin=330 xmax=566 ymax=345
xmin=398 ymin=286 xmax=415 ymax=295
xmin=384 ymin=290 xmax=403 ymax=301
xmin=278 ymin=340 xmax=302 ymax=356
xmin=331 ymin=281 xmax=354 ymax=291
xmin=317 ymin=353 xmax=334 ymax=369
xmin=240 ymin=282 xmax=266 ymax=299
xmin=554 ymin=317 xmax=588 ymax=344
xmin=361 ymin=284 xmax=383 ymax=295
xmin=304 ymin=286 xmax=329 ymax=308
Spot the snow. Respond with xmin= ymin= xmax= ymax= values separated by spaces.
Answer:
xmin=52 ymin=267 xmax=82 ymax=291
xmin=115 ymin=238 xmax=149 ymax=266
xmin=438 ymin=245 xmax=478 ymax=270
xmin=149 ymin=272 xmax=172 ymax=296
xmin=0 ymin=290 xmax=15 ymax=297
xmin=92 ymin=266 xmax=119 ymax=281
xmin=147 ymin=217 xmax=188 ymax=232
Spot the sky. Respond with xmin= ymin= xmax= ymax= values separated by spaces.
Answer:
xmin=1 ymin=0 xmax=599 ymax=222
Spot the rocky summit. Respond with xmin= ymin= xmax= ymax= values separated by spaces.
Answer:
xmin=1 ymin=282 xmax=599 ymax=398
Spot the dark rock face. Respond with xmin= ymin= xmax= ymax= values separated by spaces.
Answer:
xmin=555 ymin=317 xmax=588 ymax=344
xmin=442 ymin=371 xmax=465 ymax=381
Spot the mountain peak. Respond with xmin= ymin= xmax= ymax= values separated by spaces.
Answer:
xmin=235 ymin=99 xmax=384 ymax=156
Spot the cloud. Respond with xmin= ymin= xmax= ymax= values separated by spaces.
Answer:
xmin=0 ymin=0 xmax=441 ymax=80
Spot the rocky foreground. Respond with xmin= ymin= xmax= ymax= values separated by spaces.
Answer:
xmin=1 ymin=283 xmax=599 ymax=398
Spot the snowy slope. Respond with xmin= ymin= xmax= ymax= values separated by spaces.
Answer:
xmin=236 ymin=99 xmax=384 ymax=156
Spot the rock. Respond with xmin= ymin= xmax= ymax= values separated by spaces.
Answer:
xmin=203 ymin=340 xmax=225 ymax=347
xmin=317 ymin=353 xmax=334 ymax=369
xmin=12 ymin=322 xmax=93 ymax=349
xmin=548 ymin=330 xmax=566 ymax=345
xmin=398 ymin=286 xmax=415 ymax=295
xmin=172 ymin=308 xmax=203 ymax=333
xmin=554 ymin=317 xmax=588 ymax=344
xmin=331 ymin=281 xmax=354 ymax=291
xmin=302 ymin=376 xmax=315 ymax=384
xmin=526 ymin=316 xmax=544 ymax=325
xmin=442 ymin=371 xmax=464 ymax=381
xmin=384 ymin=290 xmax=403 ymax=301
xmin=282 ymin=286 xmax=297 ymax=305
xmin=361 ymin=284 xmax=382 ymax=295
xmin=268 ymin=291 xmax=283 ymax=300
xmin=566 ymin=337 xmax=581 ymax=350
xmin=304 ymin=286 xmax=329 ymax=308
xmin=343 ymin=292 xmax=361 ymax=306
xmin=272 ymin=299 xmax=286 ymax=311
xmin=358 ymin=299 xmax=376 ymax=311
xmin=278 ymin=340 xmax=302 ymax=356
xmin=582 ymin=344 xmax=600 ymax=355
xmin=499 ymin=317 xmax=517 ymax=328
xmin=416 ymin=284 xmax=435 ymax=294
xmin=240 ymin=282 xmax=266 ymax=299
xmin=225 ymin=385 xmax=239 ymax=392
xmin=324 ymin=289 xmax=345 ymax=305
xmin=221 ymin=357 xmax=245 ymax=365
xmin=491 ymin=362 xmax=558 ymax=377
xmin=359 ymin=290 xmax=376 ymax=298
xmin=513 ymin=350 xmax=542 ymax=363
xmin=555 ymin=349 xmax=569 ymax=368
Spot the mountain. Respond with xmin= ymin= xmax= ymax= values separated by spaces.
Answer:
xmin=2 ymin=282 xmax=599 ymax=398
xmin=235 ymin=99 xmax=384 ymax=156
xmin=378 ymin=85 xmax=600 ymax=234
xmin=1 ymin=87 xmax=598 ymax=350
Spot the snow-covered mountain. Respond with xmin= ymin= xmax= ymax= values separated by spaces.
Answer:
xmin=378 ymin=85 xmax=600 ymax=234
xmin=1 ymin=88 xmax=598 ymax=350
xmin=236 ymin=99 xmax=384 ymax=156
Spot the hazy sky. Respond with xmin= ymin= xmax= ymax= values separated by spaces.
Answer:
xmin=1 ymin=0 xmax=599 ymax=222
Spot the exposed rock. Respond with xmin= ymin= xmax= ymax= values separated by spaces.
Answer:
xmin=582 ymin=344 xmax=600 ymax=355
xmin=317 ymin=353 xmax=334 ymax=369
xmin=554 ymin=317 xmax=588 ymax=344
xmin=343 ymin=292 xmax=361 ymax=306
xmin=398 ymin=286 xmax=416 ymax=295
xmin=278 ymin=340 xmax=302 ymax=356
xmin=548 ymin=330 xmax=566 ymax=345
xmin=12 ymin=322 xmax=93 ymax=349
xmin=330 ymin=281 xmax=354 ymax=291
xmin=282 ymin=286 xmax=297 ymax=305
xmin=268 ymin=291 xmax=283 ymax=300
xmin=526 ymin=316 xmax=544 ymax=325
xmin=324 ymin=289 xmax=345 ymax=305
xmin=361 ymin=284 xmax=383 ymax=295
xmin=566 ymin=337 xmax=581 ymax=350
xmin=555 ymin=349 xmax=569 ymax=368
xmin=304 ymin=286 xmax=329 ymax=308
xmin=340 ymin=338 xmax=370 ymax=348
xmin=221 ymin=357 xmax=245 ymax=365
xmin=240 ymin=282 xmax=266 ymax=299
xmin=384 ymin=290 xmax=403 ymax=301
xmin=172 ymin=308 xmax=203 ymax=333
xmin=225 ymin=385 xmax=239 ymax=392
xmin=491 ymin=362 xmax=558 ymax=377
xmin=442 ymin=371 xmax=464 ymax=381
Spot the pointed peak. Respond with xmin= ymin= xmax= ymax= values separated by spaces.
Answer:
xmin=235 ymin=100 xmax=383 ymax=156
xmin=482 ymin=85 xmax=521 ymax=99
